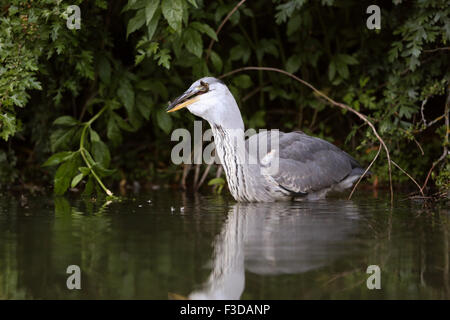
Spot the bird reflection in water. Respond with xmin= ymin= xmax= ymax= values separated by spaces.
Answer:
xmin=188 ymin=201 xmax=360 ymax=300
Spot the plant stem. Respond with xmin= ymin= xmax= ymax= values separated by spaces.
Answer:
xmin=79 ymin=106 xmax=113 ymax=196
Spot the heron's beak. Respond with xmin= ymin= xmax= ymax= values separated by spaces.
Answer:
xmin=166 ymin=88 xmax=201 ymax=113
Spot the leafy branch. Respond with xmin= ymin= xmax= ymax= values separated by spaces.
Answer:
xmin=43 ymin=105 xmax=114 ymax=197
xmin=78 ymin=106 xmax=113 ymax=197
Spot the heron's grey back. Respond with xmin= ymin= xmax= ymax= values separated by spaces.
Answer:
xmin=247 ymin=131 xmax=363 ymax=194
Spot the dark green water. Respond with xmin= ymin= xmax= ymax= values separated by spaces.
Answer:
xmin=0 ymin=191 xmax=448 ymax=299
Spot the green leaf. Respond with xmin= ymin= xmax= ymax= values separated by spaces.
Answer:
xmin=208 ymin=177 xmax=225 ymax=186
xmin=136 ymin=93 xmax=152 ymax=120
xmin=156 ymin=108 xmax=172 ymax=134
xmin=328 ymin=61 xmax=336 ymax=81
xmin=183 ymin=28 xmax=203 ymax=57
xmin=286 ymin=55 xmax=302 ymax=74
xmin=210 ymin=51 xmax=223 ymax=73
xmin=107 ymin=114 xmax=122 ymax=145
xmin=82 ymin=149 xmax=96 ymax=167
xmin=122 ymin=0 xmax=146 ymax=13
xmin=71 ymin=173 xmax=84 ymax=188
xmin=82 ymin=176 xmax=94 ymax=196
xmin=230 ymin=45 xmax=245 ymax=61
xmin=147 ymin=8 xmax=161 ymax=40
xmin=258 ymin=39 xmax=279 ymax=59
xmin=145 ymin=0 xmax=159 ymax=25
xmin=275 ymin=0 xmax=307 ymax=24
xmin=117 ymin=80 xmax=135 ymax=114
xmin=42 ymin=151 xmax=74 ymax=167
xmin=190 ymin=22 xmax=218 ymax=41
xmin=186 ymin=0 xmax=197 ymax=8
xmin=53 ymin=116 xmax=79 ymax=127
xmin=112 ymin=112 xmax=135 ymax=132
xmin=92 ymin=162 xmax=116 ymax=177
xmin=51 ymin=127 xmax=78 ymax=152
xmin=98 ymin=55 xmax=111 ymax=84
xmin=89 ymin=128 xmax=101 ymax=142
xmin=0 ymin=113 xmax=17 ymax=141
xmin=335 ymin=59 xmax=349 ymax=79
xmin=92 ymin=140 xmax=111 ymax=167
xmin=287 ymin=14 xmax=301 ymax=36
xmin=146 ymin=80 xmax=168 ymax=100
xmin=338 ymin=54 xmax=358 ymax=65
xmin=161 ymin=0 xmax=183 ymax=32
xmin=232 ymin=74 xmax=252 ymax=89
xmin=229 ymin=45 xmax=250 ymax=63
xmin=127 ymin=9 xmax=146 ymax=38
xmin=79 ymin=167 xmax=90 ymax=175
xmin=155 ymin=49 xmax=171 ymax=69
xmin=54 ymin=155 xmax=80 ymax=195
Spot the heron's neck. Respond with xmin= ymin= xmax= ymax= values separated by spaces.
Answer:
xmin=211 ymin=121 xmax=258 ymax=201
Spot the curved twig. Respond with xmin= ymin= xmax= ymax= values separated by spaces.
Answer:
xmin=348 ymin=144 xmax=382 ymax=200
xmin=391 ymin=160 xmax=424 ymax=197
xmin=421 ymin=90 xmax=449 ymax=192
xmin=220 ymin=66 xmax=394 ymax=204
xmin=423 ymin=47 xmax=450 ymax=53
xmin=205 ymin=0 xmax=247 ymax=62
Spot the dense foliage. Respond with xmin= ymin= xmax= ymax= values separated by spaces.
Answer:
xmin=0 ymin=0 xmax=448 ymax=197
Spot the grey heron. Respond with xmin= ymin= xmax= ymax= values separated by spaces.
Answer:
xmin=167 ymin=77 xmax=367 ymax=202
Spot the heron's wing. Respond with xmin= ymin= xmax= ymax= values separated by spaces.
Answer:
xmin=248 ymin=131 xmax=363 ymax=194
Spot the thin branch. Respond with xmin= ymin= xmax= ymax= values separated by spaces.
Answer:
xmin=193 ymin=162 xmax=201 ymax=190
xmin=205 ymin=0 xmax=247 ymax=62
xmin=220 ymin=66 xmax=394 ymax=204
xmin=423 ymin=47 xmax=450 ymax=53
xmin=413 ymin=137 xmax=425 ymax=156
xmin=426 ymin=114 xmax=445 ymax=128
xmin=196 ymin=163 xmax=213 ymax=191
xmin=391 ymin=160 xmax=424 ymax=197
xmin=181 ymin=163 xmax=191 ymax=190
xmin=78 ymin=90 xmax=98 ymax=121
xmin=242 ymin=83 xmax=267 ymax=102
xmin=348 ymin=144 xmax=382 ymax=200
xmin=420 ymin=98 xmax=428 ymax=126
xmin=421 ymin=91 xmax=450 ymax=192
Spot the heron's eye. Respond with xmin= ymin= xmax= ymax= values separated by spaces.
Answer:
xmin=199 ymin=81 xmax=209 ymax=92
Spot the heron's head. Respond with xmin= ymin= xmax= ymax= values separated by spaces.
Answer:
xmin=167 ymin=77 xmax=243 ymax=129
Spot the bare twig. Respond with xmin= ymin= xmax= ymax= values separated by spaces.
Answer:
xmin=420 ymin=98 xmax=428 ymax=126
xmin=220 ymin=66 xmax=395 ymax=204
xmin=425 ymin=114 xmax=445 ymax=128
xmin=196 ymin=163 xmax=213 ymax=191
xmin=193 ymin=162 xmax=201 ymax=190
xmin=420 ymin=97 xmax=446 ymax=128
xmin=413 ymin=137 xmax=425 ymax=156
xmin=391 ymin=160 xmax=425 ymax=197
xmin=423 ymin=47 xmax=450 ymax=53
xmin=242 ymin=83 xmax=267 ymax=102
xmin=348 ymin=144 xmax=382 ymax=200
xmin=205 ymin=0 xmax=247 ymax=62
xmin=421 ymin=90 xmax=450 ymax=192
xmin=181 ymin=163 xmax=191 ymax=190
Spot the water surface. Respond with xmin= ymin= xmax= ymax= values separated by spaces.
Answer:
xmin=0 ymin=191 xmax=448 ymax=299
